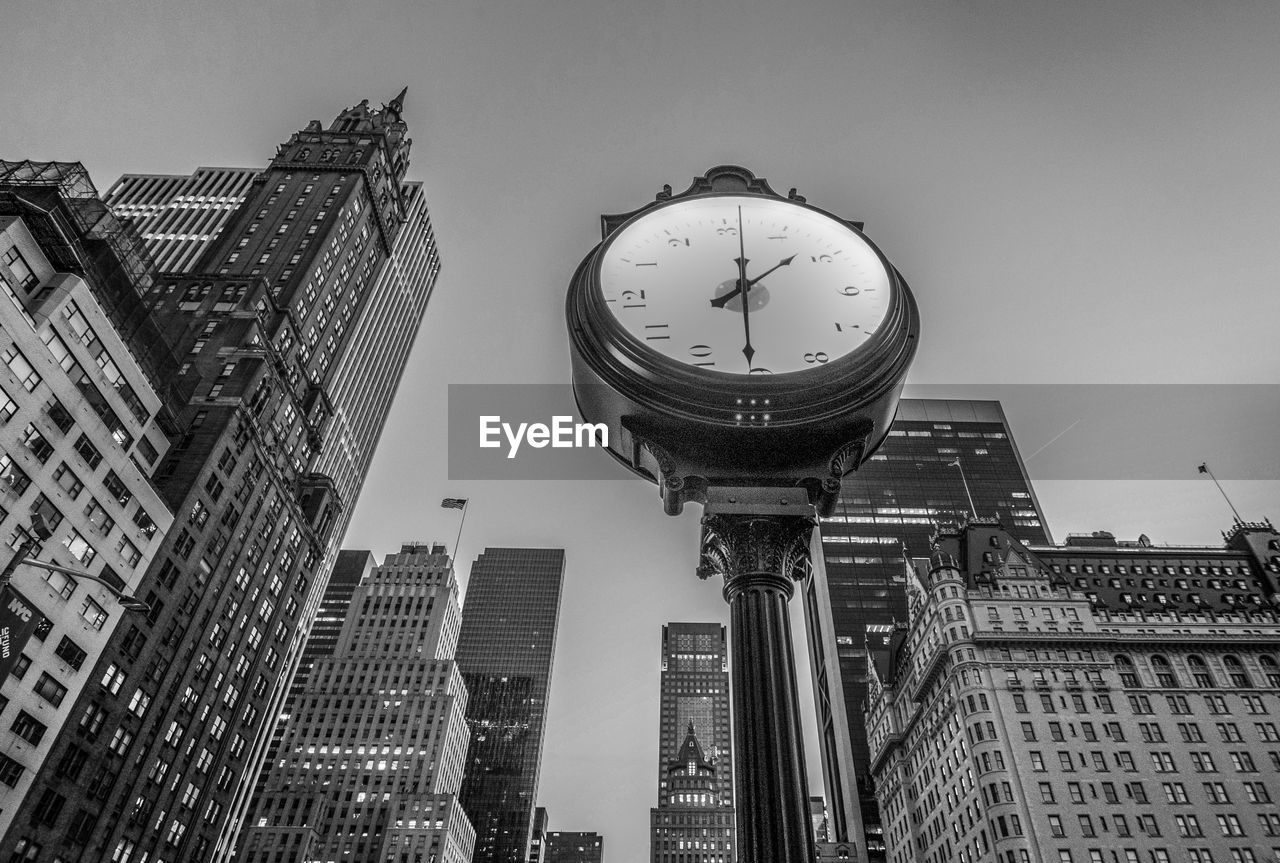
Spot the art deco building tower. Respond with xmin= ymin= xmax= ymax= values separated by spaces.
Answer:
xmin=235 ymin=544 xmax=474 ymax=863
xmin=456 ymin=548 xmax=565 ymax=863
xmin=803 ymin=399 xmax=1051 ymax=859
xmin=0 ymin=92 xmax=440 ymax=863
xmin=650 ymin=622 xmax=735 ymax=861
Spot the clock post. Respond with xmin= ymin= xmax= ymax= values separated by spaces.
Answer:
xmin=566 ymin=166 xmax=919 ymax=860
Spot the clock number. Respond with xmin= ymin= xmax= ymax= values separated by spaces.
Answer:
xmin=644 ymin=324 xmax=670 ymax=341
xmin=810 ymin=254 xmax=833 ymax=263
xmin=622 ymin=290 xmax=646 ymax=308
xmin=667 ymin=237 xmax=690 ymax=247
xmin=634 ymin=261 xmax=658 ymax=267
xmin=715 ymin=226 xmax=738 ymax=236
xmin=688 ymin=344 xmax=715 ymax=367
xmin=839 ymin=286 xmax=860 ymax=296
xmin=749 ymin=367 xmax=773 ymax=375
xmin=767 ymin=234 xmax=788 ymax=240
xmin=834 ymin=323 xmax=860 ymax=333
xmin=804 ymin=352 xmax=829 ymax=365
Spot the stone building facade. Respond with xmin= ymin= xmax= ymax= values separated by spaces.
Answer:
xmin=868 ymin=518 xmax=1280 ymax=863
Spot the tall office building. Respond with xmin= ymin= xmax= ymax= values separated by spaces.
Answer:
xmin=0 ymin=92 xmax=441 ymax=863
xmin=803 ymin=399 xmax=1051 ymax=859
xmin=251 ymin=548 xmax=373 ymax=804
xmin=236 ymin=543 xmax=474 ymax=863
xmin=457 ymin=548 xmax=565 ymax=863
xmin=546 ymin=831 xmax=604 ymax=863
xmin=106 ymin=168 xmax=260 ymax=272
xmin=0 ymin=161 xmax=178 ymax=839
xmin=868 ymin=518 xmax=1280 ymax=863
xmin=650 ymin=622 xmax=735 ymax=861
xmin=651 ymin=722 xmax=735 ymax=863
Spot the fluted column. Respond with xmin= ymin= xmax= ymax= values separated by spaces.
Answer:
xmin=699 ymin=514 xmax=816 ymax=863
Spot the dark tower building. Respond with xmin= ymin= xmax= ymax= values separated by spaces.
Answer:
xmin=456 ymin=547 xmax=565 ymax=863
xmin=545 ymin=831 xmax=604 ymax=863
xmin=803 ymin=399 xmax=1051 ymax=860
xmin=0 ymin=92 xmax=440 ymax=863
xmin=650 ymin=622 xmax=735 ymax=861
xmin=651 ymin=722 xmax=735 ymax=863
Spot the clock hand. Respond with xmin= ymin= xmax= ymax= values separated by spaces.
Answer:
xmin=709 ymin=254 xmax=797 ymax=308
xmin=736 ymin=207 xmax=754 ymax=365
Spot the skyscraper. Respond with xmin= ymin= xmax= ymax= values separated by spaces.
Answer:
xmin=803 ymin=399 xmax=1051 ymax=858
xmin=456 ymin=547 xmax=565 ymax=863
xmin=251 ymin=548 xmax=373 ymax=804
xmin=868 ymin=518 xmax=1280 ymax=863
xmin=236 ymin=543 xmax=474 ymax=863
xmin=0 ymin=160 xmax=178 ymax=840
xmin=0 ymin=91 xmax=440 ymax=863
xmin=650 ymin=622 xmax=735 ymax=862
xmin=651 ymin=722 xmax=736 ymax=863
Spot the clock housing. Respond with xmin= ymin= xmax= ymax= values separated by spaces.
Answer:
xmin=566 ymin=165 xmax=919 ymax=515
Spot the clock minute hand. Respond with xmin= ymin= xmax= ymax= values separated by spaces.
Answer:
xmin=709 ymin=254 xmax=796 ymax=308
xmin=735 ymin=207 xmax=754 ymax=365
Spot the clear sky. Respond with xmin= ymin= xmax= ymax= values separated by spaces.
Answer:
xmin=3 ymin=1 xmax=1279 ymax=858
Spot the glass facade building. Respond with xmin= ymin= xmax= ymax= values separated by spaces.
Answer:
xmin=456 ymin=548 xmax=565 ymax=863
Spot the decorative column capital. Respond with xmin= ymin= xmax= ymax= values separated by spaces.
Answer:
xmin=697 ymin=514 xmax=815 ymax=600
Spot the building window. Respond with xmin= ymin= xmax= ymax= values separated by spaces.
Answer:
xmin=0 ymin=753 xmax=24 ymax=787
xmin=2 ymin=247 xmax=38 ymax=291
xmin=52 ymin=462 xmax=84 ymax=498
xmin=20 ymin=423 xmax=53 ymax=462
xmin=1223 ymin=656 xmax=1252 ymax=688
xmin=33 ymin=672 xmax=68 ymax=707
xmin=11 ymin=710 xmax=47 ymax=745
xmin=73 ymin=433 xmax=102 ymax=468
xmin=54 ymin=636 xmax=86 ymax=671
xmin=80 ymin=596 xmax=107 ymax=630
xmin=103 ymin=470 xmax=131 ymax=506
xmin=63 ymin=530 xmax=96 ymax=566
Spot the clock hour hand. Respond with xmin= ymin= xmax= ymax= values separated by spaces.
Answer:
xmin=709 ymin=254 xmax=796 ymax=308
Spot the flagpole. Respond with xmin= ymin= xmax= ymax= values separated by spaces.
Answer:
xmin=1198 ymin=463 xmax=1243 ymax=524
xmin=452 ymin=500 xmax=470 ymax=560
xmin=948 ymin=458 xmax=977 ymax=519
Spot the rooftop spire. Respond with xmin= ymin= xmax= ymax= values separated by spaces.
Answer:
xmin=385 ymin=86 xmax=408 ymax=120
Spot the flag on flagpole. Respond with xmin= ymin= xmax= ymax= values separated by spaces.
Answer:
xmin=1197 ymin=464 xmax=1208 ymax=474
xmin=440 ymin=498 xmax=467 ymax=510
xmin=947 ymin=459 xmax=960 ymax=468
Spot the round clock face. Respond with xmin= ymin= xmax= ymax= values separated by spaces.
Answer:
xmin=598 ymin=194 xmax=892 ymax=375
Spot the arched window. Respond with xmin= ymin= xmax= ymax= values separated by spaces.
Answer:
xmin=1150 ymin=655 xmax=1178 ymax=688
xmin=1223 ymin=655 xmax=1252 ymax=688
xmin=294 ymin=147 xmax=310 ymax=161
xmin=1187 ymin=655 xmax=1215 ymax=688
xmin=1260 ymin=655 xmax=1280 ymax=688
xmin=1115 ymin=655 xmax=1140 ymax=688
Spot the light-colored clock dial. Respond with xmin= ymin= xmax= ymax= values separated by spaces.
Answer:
xmin=598 ymin=194 xmax=892 ymax=375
